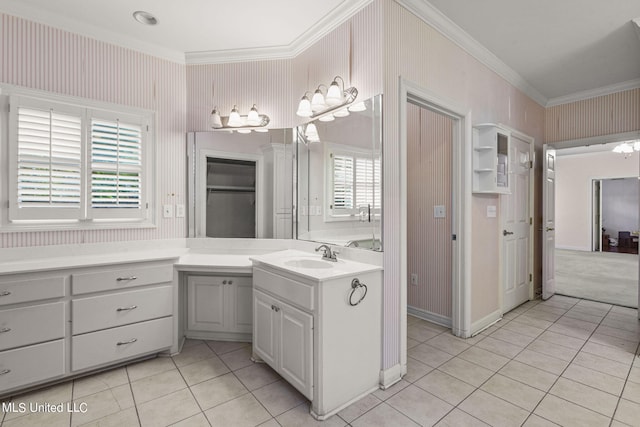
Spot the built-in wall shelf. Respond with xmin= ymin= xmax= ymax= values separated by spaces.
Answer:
xmin=473 ymin=124 xmax=510 ymax=194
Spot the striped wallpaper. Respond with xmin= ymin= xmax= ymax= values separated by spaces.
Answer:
xmin=545 ymin=88 xmax=640 ymax=144
xmin=0 ymin=13 xmax=187 ymax=248
xmin=406 ymin=102 xmax=453 ymax=319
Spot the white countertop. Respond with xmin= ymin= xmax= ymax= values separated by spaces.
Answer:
xmin=250 ymin=249 xmax=382 ymax=282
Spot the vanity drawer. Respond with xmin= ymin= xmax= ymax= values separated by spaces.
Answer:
xmin=72 ymin=264 xmax=173 ymax=295
xmin=253 ymin=267 xmax=314 ymax=311
xmin=0 ymin=276 xmax=65 ymax=306
xmin=0 ymin=340 xmax=65 ymax=393
xmin=72 ymin=285 xmax=173 ymax=334
xmin=0 ymin=302 xmax=65 ymax=351
xmin=72 ymin=316 xmax=173 ymax=371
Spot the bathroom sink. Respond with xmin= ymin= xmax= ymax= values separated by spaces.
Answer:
xmin=283 ymin=259 xmax=334 ymax=269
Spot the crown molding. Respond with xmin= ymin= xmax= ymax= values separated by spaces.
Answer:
xmin=546 ymin=78 xmax=640 ymax=107
xmin=395 ymin=0 xmax=548 ymax=107
xmin=0 ymin=0 xmax=186 ymax=64
xmin=185 ymin=0 xmax=374 ymax=65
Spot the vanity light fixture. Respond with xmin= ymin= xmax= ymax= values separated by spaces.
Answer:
xmin=311 ymin=86 xmax=328 ymax=112
xmin=333 ymin=108 xmax=350 ymax=118
xmin=348 ymin=101 xmax=367 ymax=112
xmin=305 ymin=123 xmax=320 ymax=142
xmin=296 ymin=92 xmax=313 ymax=117
xmin=319 ymin=114 xmax=335 ymax=122
xmin=325 ymin=76 xmax=345 ymax=106
xmin=296 ymin=75 xmax=358 ymax=119
xmin=209 ymin=104 xmax=270 ymax=133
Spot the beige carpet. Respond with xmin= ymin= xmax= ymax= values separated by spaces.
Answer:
xmin=555 ymin=249 xmax=638 ymax=308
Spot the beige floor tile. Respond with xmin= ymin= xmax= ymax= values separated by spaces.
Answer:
xmin=522 ymin=414 xmax=560 ymax=426
xmin=276 ymin=402 xmax=346 ymax=427
xmin=257 ymin=419 xmax=280 ymax=427
xmin=130 ymin=369 xmax=187 ymax=404
xmin=610 ymin=305 xmax=637 ymax=316
xmin=474 ymin=335 xmax=524 ymax=358
xmin=403 ymin=357 xmax=433 ymax=383
xmin=589 ymin=332 xmax=639 ymax=353
xmin=204 ymin=393 xmax=271 ymax=427
xmin=218 ymin=346 xmax=254 ymax=371
xmin=71 ymin=386 xmax=135 ymax=426
xmin=536 ymin=330 xmax=586 ymax=350
xmin=582 ymin=341 xmax=635 ymax=365
xmin=137 ymin=388 xmax=201 ymax=427
xmin=514 ymin=349 xmax=569 ymax=375
xmin=499 ymin=360 xmax=558 ymax=392
xmin=527 ymin=338 xmax=579 ymax=362
xmin=2 ymin=409 xmax=70 ymax=427
xmin=622 ymin=381 xmax=640 ymax=404
xmin=4 ymin=382 xmax=73 ymax=421
xmin=629 ymin=366 xmax=640 ymax=384
xmin=182 ymin=339 xmax=205 ymax=349
xmin=407 ymin=315 xmax=421 ymax=325
xmin=205 ymin=341 xmax=250 ymax=356
xmin=434 ymin=408 xmax=489 ymax=426
xmin=549 ymin=377 xmax=618 ymax=417
xmin=576 ymin=299 xmax=612 ymax=311
xmin=407 ymin=343 xmax=453 ymax=368
xmin=569 ymin=304 xmax=610 ymax=318
xmin=406 ymin=338 xmax=420 ymax=349
xmin=234 ymin=362 xmax=281 ymax=391
xmin=172 ymin=343 xmax=216 ymax=367
xmin=170 ymin=412 xmax=211 ymax=427
xmin=596 ymin=325 xmax=640 ymax=343
xmin=480 ymin=374 xmax=545 ymax=411
xmin=614 ymin=399 xmax=640 ymax=426
xmin=490 ymin=328 xmax=536 ymax=347
xmin=337 ymin=393 xmax=381 ymax=423
xmin=547 ymin=323 xmax=592 ymax=340
xmin=190 ymin=373 xmax=248 ymax=411
xmin=426 ymin=333 xmax=471 ymax=355
xmin=414 ymin=370 xmax=474 ymax=405
xmin=601 ymin=317 xmax=640 ymax=334
xmin=459 ymin=389 xmax=529 ymax=427
xmin=459 ymin=333 xmax=486 ymax=346
xmin=458 ymin=346 xmax=510 ymax=371
xmin=573 ymin=351 xmax=631 ymax=379
xmin=73 ymin=368 xmax=129 ymax=399
xmin=556 ymin=316 xmax=599 ymax=333
xmin=178 ymin=356 xmax=230 ymax=386
xmin=372 ymin=379 xmax=410 ymax=401
xmin=351 ymin=402 xmax=420 ymax=427
xmin=534 ymin=394 xmax=610 ymax=427
xmin=562 ymin=363 xmax=625 ymax=396
xmin=523 ymin=309 xmax=563 ymax=323
xmin=387 ymin=385 xmax=453 ymax=426
xmin=126 ymin=357 xmax=176 ymax=382
xmin=252 ymin=380 xmax=306 ymax=417
xmin=77 ymin=407 xmax=140 ymax=427
xmin=502 ymin=320 xmax=546 ymax=338
xmin=511 ymin=314 xmax=554 ymax=330
xmin=532 ymin=304 xmax=568 ymax=316
xmin=407 ymin=323 xmax=441 ymax=342
xmin=563 ymin=309 xmax=605 ymax=324
xmin=438 ymin=357 xmax=494 ymax=387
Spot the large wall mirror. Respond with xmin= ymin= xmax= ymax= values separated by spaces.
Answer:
xmin=187 ymin=129 xmax=294 ymax=239
xmin=296 ymin=94 xmax=382 ymax=251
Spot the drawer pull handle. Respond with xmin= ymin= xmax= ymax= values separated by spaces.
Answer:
xmin=0 ymin=369 xmax=10 ymax=375
xmin=0 ymin=327 xmax=11 ymax=333
xmin=228 ymin=280 xmax=233 ymax=285
xmin=116 ymin=338 xmax=138 ymax=346
xmin=0 ymin=291 xmax=11 ymax=297
xmin=116 ymin=305 xmax=138 ymax=312
xmin=271 ymin=305 xmax=280 ymax=312
xmin=116 ymin=276 xmax=137 ymax=282
xmin=223 ymin=280 xmax=227 ymax=285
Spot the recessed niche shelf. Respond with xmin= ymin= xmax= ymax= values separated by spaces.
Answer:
xmin=473 ymin=124 xmax=510 ymax=194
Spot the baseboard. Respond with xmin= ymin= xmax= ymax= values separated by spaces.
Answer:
xmin=470 ymin=308 xmax=502 ymax=336
xmin=379 ymin=364 xmax=402 ymax=389
xmin=555 ymin=245 xmax=591 ymax=251
xmin=407 ymin=306 xmax=452 ymax=328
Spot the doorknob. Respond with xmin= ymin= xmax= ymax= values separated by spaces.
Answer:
xmin=503 ymin=230 xmax=514 ymax=236
xmin=546 ymin=227 xmax=555 ymax=231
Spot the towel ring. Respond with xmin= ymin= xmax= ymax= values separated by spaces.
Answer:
xmin=349 ymin=278 xmax=368 ymax=306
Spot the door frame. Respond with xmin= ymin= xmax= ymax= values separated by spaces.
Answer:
xmin=399 ymin=78 xmax=473 ymax=375
xmin=498 ymin=128 xmax=536 ymax=312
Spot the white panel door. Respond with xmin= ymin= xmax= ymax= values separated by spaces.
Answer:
xmin=543 ymin=146 xmax=557 ymax=299
xmin=229 ymin=278 xmax=253 ymax=333
xmin=187 ymin=276 xmax=225 ymax=331
xmin=253 ymin=290 xmax=277 ymax=366
xmin=278 ymin=300 xmax=313 ymax=400
xmin=501 ymin=136 xmax=531 ymax=312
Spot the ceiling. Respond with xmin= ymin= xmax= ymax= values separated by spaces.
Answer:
xmin=1 ymin=0 xmax=639 ymax=105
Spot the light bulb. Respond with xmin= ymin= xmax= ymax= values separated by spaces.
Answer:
xmin=228 ymin=105 xmax=242 ymax=127
xmin=348 ymin=102 xmax=366 ymax=112
xmin=254 ymin=128 xmax=268 ymax=133
xmin=333 ymin=108 xmax=350 ymax=118
xmin=296 ymin=95 xmax=313 ymax=117
xmin=305 ymin=122 xmax=319 ymax=142
xmin=319 ymin=114 xmax=334 ymax=122
xmin=210 ymin=108 xmax=222 ymax=128
xmin=247 ymin=105 xmax=261 ymax=126
xmin=311 ymin=88 xmax=326 ymax=112
xmin=325 ymin=80 xmax=343 ymax=106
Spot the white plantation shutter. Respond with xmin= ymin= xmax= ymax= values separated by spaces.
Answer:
xmin=12 ymin=105 xmax=83 ymax=220
xmin=332 ymin=155 xmax=354 ymax=210
xmin=90 ymin=117 xmax=144 ymax=218
xmin=330 ymin=150 xmax=382 ymax=218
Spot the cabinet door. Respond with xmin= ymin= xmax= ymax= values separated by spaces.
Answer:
xmin=253 ymin=290 xmax=277 ymax=366
xmin=274 ymin=147 xmax=292 ymax=214
xmin=227 ymin=277 xmax=253 ymax=334
xmin=278 ymin=300 xmax=313 ymax=400
xmin=187 ymin=276 xmax=225 ymax=332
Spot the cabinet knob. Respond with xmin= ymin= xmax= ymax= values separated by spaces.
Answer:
xmin=0 ymin=369 xmax=10 ymax=376
xmin=223 ymin=280 xmax=227 ymax=285
xmin=228 ymin=280 xmax=233 ymax=285
xmin=0 ymin=327 xmax=11 ymax=334
xmin=0 ymin=291 xmax=11 ymax=297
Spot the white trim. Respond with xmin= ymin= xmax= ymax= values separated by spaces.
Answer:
xmin=546 ymin=78 xmax=640 ymax=107
xmin=396 ymin=0 xmax=547 ymax=107
xmin=549 ymin=131 xmax=640 ymax=151
xmin=379 ymin=364 xmax=403 ymax=390
xmin=186 ymin=0 xmax=374 ymax=65
xmin=470 ymin=309 xmax=502 ymax=336
xmin=407 ymin=306 xmax=452 ymax=328
xmin=555 ymin=245 xmax=591 ymax=252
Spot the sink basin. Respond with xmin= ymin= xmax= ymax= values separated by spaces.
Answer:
xmin=283 ymin=259 xmax=334 ymax=269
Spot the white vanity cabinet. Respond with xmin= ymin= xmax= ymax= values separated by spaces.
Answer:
xmin=473 ymin=124 xmax=511 ymax=194
xmin=185 ymin=274 xmax=253 ymax=341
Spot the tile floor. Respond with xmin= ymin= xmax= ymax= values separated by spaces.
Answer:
xmin=1 ymin=295 xmax=639 ymax=426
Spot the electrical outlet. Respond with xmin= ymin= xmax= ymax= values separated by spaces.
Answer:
xmin=410 ymin=274 xmax=418 ymax=286
xmin=163 ymin=204 xmax=174 ymax=218
xmin=176 ymin=204 xmax=185 ymax=218
xmin=434 ymin=205 xmax=446 ymax=218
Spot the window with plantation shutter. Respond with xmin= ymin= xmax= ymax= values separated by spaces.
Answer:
xmin=328 ymin=148 xmax=381 ymax=219
xmin=332 ymin=155 xmax=354 ymax=210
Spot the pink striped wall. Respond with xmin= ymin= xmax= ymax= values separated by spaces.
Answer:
xmin=407 ymin=103 xmax=453 ymax=318
xmin=545 ymin=88 xmax=640 ymax=143
xmin=0 ymin=13 xmax=187 ymax=248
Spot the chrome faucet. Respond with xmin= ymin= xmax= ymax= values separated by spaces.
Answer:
xmin=315 ymin=244 xmax=338 ymax=262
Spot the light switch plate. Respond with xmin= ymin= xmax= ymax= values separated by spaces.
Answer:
xmin=410 ymin=274 xmax=418 ymax=286
xmin=176 ymin=204 xmax=185 ymax=218
xmin=434 ymin=205 xmax=446 ymax=218
xmin=163 ymin=204 xmax=174 ymax=218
